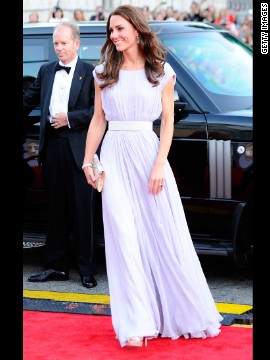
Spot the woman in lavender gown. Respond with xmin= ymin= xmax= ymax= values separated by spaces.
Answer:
xmin=83 ymin=4 xmax=223 ymax=348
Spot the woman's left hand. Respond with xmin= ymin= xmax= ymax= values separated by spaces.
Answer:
xmin=148 ymin=162 xmax=165 ymax=195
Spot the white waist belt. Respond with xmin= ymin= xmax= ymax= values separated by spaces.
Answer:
xmin=108 ymin=121 xmax=153 ymax=131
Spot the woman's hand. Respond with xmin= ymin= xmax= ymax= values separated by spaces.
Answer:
xmin=83 ymin=166 xmax=97 ymax=190
xmin=148 ymin=162 xmax=165 ymax=195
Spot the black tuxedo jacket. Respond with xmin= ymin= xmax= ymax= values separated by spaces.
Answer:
xmin=23 ymin=58 xmax=95 ymax=169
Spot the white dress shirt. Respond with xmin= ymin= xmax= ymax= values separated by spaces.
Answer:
xmin=49 ymin=56 xmax=78 ymax=127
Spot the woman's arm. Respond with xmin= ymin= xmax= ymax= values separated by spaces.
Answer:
xmin=148 ymin=76 xmax=175 ymax=195
xmin=83 ymin=80 xmax=107 ymax=188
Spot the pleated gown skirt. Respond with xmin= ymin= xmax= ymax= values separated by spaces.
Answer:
xmin=100 ymin=127 xmax=223 ymax=347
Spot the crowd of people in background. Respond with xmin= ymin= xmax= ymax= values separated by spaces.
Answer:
xmin=26 ymin=1 xmax=253 ymax=47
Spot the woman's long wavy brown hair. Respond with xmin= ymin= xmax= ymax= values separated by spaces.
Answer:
xmin=95 ymin=4 xmax=167 ymax=89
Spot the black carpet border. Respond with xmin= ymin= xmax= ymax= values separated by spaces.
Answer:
xmin=23 ymin=298 xmax=253 ymax=325
xmin=23 ymin=298 xmax=111 ymax=315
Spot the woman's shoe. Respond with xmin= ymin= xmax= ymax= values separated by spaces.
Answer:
xmin=126 ymin=337 xmax=147 ymax=347
xmin=126 ymin=336 xmax=143 ymax=347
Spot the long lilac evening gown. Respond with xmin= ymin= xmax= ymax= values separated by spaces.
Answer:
xmin=93 ymin=62 xmax=223 ymax=347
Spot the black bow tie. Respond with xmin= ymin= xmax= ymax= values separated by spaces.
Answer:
xmin=55 ymin=63 xmax=71 ymax=74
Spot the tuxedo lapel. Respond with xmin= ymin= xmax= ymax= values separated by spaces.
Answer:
xmin=68 ymin=60 xmax=86 ymax=109
xmin=41 ymin=64 xmax=57 ymax=130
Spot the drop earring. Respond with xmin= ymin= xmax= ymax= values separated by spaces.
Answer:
xmin=136 ymin=35 xmax=140 ymax=43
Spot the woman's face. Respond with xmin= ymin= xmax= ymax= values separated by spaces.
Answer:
xmin=54 ymin=9 xmax=63 ymax=19
xmin=109 ymin=15 xmax=138 ymax=52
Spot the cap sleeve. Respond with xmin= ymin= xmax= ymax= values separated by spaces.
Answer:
xmin=93 ymin=63 xmax=105 ymax=85
xmin=160 ymin=62 xmax=176 ymax=89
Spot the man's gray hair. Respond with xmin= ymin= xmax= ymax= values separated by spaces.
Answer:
xmin=53 ymin=21 xmax=80 ymax=41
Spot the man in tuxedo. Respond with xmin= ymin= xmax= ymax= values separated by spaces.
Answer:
xmin=23 ymin=22 xmax=97 ymax=288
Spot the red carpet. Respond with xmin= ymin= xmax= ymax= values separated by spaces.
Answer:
xmin=23 ymin=310 xmax=252 ymax=360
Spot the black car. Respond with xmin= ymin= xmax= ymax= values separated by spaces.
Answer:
xmin=23 ymin=21 xmax=253 ymax=268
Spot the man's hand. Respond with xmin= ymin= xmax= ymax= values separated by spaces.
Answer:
xmin=51 ymin=112 xmax=68 ymax=128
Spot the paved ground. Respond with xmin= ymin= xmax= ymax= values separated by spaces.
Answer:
xmin=23 ymin=244 xmax=253 ymax=306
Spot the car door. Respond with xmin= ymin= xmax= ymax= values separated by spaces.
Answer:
xmin=160 ymin=29 xmax=252 ymax=256
xmin=153 ymin=52 xmax=210 ymax=240
xmin=23 ymin=35 xmax=56 ymax=234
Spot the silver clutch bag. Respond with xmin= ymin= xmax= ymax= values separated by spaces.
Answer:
xmin=92 ymin=154 xmax=105 ymax=192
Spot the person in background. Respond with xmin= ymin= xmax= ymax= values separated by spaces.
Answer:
xmin=237 ymin=14 xmax=253 ymax=46
xmin=23 ymin=22 xmax=97 ymax=289
xmin=215 ymin=7 xmax=234 ymax=25
xmin=165 ymin=6 xmax=177 ymax=21
xmin=26 ymin=140 xmax=39 ymax=157
xmin=27 ymin=11 xmax=39 ymax=23
xmin=73 ymin=8 xmax=86 ymax=22
xmin=150 ymin=1 xmax=167 ymax=20
xmin=89 ymin=5 xmax=105 ymax=21
xmin=153 ymin=8 xmax=167 ymax=20
xmin=201 ymin=2 xmax=216 ymax=23
xmin=47 ymin=6 xmax=69 ymax=23
xmin=141 ymin=5 xmax=153 ymax=20
xmin=83 ymin=4 xmax=223 ymax=348
xmin=185 ymin=1 xmax=205 ymax=21
xmin=215 ymin=7 xmax=238 ymax=37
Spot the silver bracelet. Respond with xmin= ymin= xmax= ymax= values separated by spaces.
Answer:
xmin=82 ymin=162 xmax=93 ymax=169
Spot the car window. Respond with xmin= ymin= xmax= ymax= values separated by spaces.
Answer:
xmin=23 ymin=38 xmax=50 ymax=78
xmin=162 ymin=31 xmax=252 ymax=111
xmin=79 ymin=37 xmax=105 ymax=65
